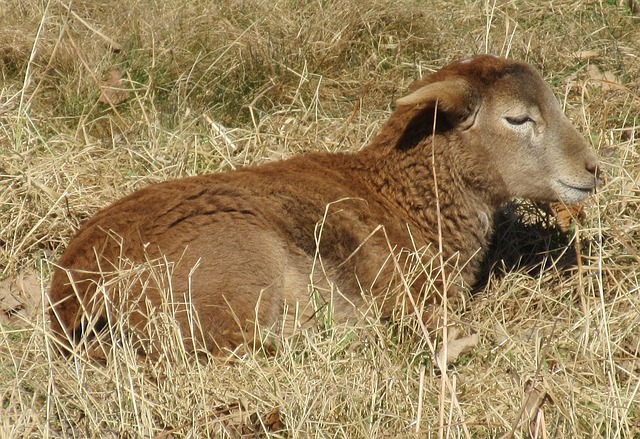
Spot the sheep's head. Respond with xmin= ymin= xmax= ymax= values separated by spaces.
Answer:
xmin=396 ymin=55 xmax=599 ymax=204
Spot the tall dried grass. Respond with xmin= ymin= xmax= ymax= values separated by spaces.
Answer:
xmin=1 ymin=0 xmax=639 ymax=437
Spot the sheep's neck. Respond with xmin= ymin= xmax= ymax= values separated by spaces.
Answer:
xmin=356 ymin=133 xmax=509 ymax=286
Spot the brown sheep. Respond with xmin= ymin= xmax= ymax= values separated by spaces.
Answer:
xmin=48 ymin=55 xmax=599 ymax=356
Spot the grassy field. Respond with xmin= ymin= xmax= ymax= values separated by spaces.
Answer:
xmin=1 ymin=0 xmax=639 ymax=437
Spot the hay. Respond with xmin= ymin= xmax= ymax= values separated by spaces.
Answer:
xmin=1 ymin=0 xmax=639 ymax=437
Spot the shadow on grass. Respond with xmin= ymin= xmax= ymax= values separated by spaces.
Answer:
xmin=473 ymin=201 xmax=579 ymax=293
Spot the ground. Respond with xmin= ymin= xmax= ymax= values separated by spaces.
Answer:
xmin=0 ymin=0 xmax=639 ymax=437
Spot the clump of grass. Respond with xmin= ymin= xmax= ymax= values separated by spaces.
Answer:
xmin=1 ymin=0 xmax=639 ymax=437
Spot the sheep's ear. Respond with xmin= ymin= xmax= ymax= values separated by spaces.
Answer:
xmin=396 ymin=77 xmax=477 ymax=129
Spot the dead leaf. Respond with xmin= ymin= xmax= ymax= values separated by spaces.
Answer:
xmin=201 ymin=401 xmax=285 ymax=438
xmin=262 ymin=406 xmax=284 ymax=432
xmin=99 ymin=70 xmax=130 ymax=105
xmin=0 ymin=272 xmax=42 ymax=324
xmin=493 ymin=324 xmax=511 ymax=346
xmin=523 ymin=379 xmax=553 ymax=438
xmin=437 ymin=327 xmax=479 ymax=366
xmin=0 ymin=285 xmax=22 ymax=322
xmin=574 ymin=50 xmax=600 ymax=60
xmin=587 ymin=64 xmax=624 ymax=91
xmin=548 ymin=202 xmax=586 ymax=232
xmin=248 ymin=406 xmax=285 ymax=434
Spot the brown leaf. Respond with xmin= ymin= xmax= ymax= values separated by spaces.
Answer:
xmin=548 ymin=202 xmax=586 ymax=232
xmin=99 ymin=70 xmax=130 ymax=105
xmin=587 ymin=64 xmax=624 ymax=91
xmin=0 ymin=281 xmax=21 ymax=323
xmin=0 ymin=272 xmax=42 ymax=323
xmin=263 ymin=406 xmax=284 ymax=432
xmin=573 ymin=50 xmax=600 ymax=60
xmin=523 ymin=379 xmax=553 ymax=438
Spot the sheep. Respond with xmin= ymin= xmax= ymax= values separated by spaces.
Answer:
xmin=48 ymin=55 xmax=599 ymax=356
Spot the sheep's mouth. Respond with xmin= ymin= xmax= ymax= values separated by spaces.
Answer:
xmin=555 ymin=180 xmax=598 ymax=201
xmin=559 ymin=182 xmax=596 ymax=193
xmin=558 ymin=178 xmax=600 ymax=193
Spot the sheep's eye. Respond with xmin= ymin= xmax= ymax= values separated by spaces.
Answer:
xmin=505 ymin=116 xmax=534 ymax=126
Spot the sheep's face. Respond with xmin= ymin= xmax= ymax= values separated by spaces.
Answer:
xmin=467 ymin=62 xmax=599 ymax=203
xmin=396 ymin=55 xmax=599 ymax=204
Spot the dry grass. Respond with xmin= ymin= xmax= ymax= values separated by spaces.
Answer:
xmin=1 ymin=0 xmax=639 ymax=437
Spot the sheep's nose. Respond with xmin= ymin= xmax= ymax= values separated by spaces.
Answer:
xmin=585 ymin=160 xmax=601 ymax=189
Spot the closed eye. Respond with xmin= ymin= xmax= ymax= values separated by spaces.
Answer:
xmin=505 ymin=116 xmax=534 ymax=126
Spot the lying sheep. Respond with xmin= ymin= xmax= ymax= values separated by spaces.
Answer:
xmin=49 ymin=55 xmax=599 ymax=355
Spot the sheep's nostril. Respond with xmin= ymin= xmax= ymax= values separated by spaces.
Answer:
xmin=586 ymin=162 xmax=602 ymax=189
